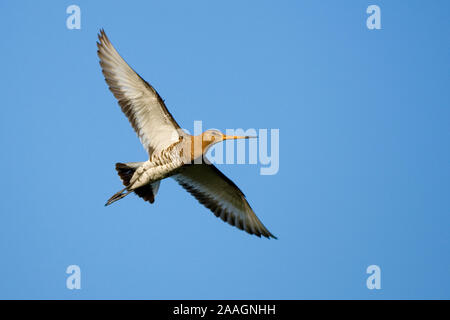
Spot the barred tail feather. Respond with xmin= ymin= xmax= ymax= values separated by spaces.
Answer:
xmin=106 ymin=162 xmax=160 ymax=205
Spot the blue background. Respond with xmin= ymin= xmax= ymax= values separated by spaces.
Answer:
xmin=0 ymin=0 xmax=449 ymax=299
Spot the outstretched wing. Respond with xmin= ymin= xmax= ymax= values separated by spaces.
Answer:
xmin=173 ymin=164 xmax=277 ymax=239
xmin=97 ymin=29 xmax=181 ymax=156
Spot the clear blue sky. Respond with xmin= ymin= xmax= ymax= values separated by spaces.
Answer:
xmin=0 ymin=0 xmax=449 ymax=299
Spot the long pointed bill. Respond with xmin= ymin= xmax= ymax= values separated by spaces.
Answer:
xmin=223 ymin=135 xmax=258 ymax=140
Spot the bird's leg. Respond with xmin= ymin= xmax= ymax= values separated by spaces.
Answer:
xmin=105 ymin=187 xmax=132 ymax=206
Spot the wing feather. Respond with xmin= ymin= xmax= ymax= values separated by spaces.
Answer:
xmin=97 ymin=29 xmax=181 ymax=156
xmin=173 ymin=164 xmax=277 ymax=239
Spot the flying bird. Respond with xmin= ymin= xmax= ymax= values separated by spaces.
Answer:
xmin=97 ymin=29 xmax=276 ymax=239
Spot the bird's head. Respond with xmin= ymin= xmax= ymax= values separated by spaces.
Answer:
xmin=201 ymin=129 xmax=256 ymax=151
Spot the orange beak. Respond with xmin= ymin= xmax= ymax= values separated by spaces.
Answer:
xmin=222 ymin=135 xmax=257 ymax=140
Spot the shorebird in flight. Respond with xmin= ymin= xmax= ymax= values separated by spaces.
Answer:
xmin=97 ymin=30 xmax=276 ymax=239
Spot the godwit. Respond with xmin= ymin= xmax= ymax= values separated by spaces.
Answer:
xmin=97 ymin=30 xmax=276 ymax=239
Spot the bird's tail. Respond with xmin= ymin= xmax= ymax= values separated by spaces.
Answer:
xmin=104 ymin=162 xmax=143 ymax=206
xmin=105 ymin=162 xmax=160 ymax=206
xmin=115 ymin=162 xmax=144 ymax=186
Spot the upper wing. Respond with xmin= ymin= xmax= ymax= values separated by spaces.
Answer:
xmin=97 ymin=29 xmax=181 ymax=156
xmin=173 ymin=164 xmax=277 ymax=239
